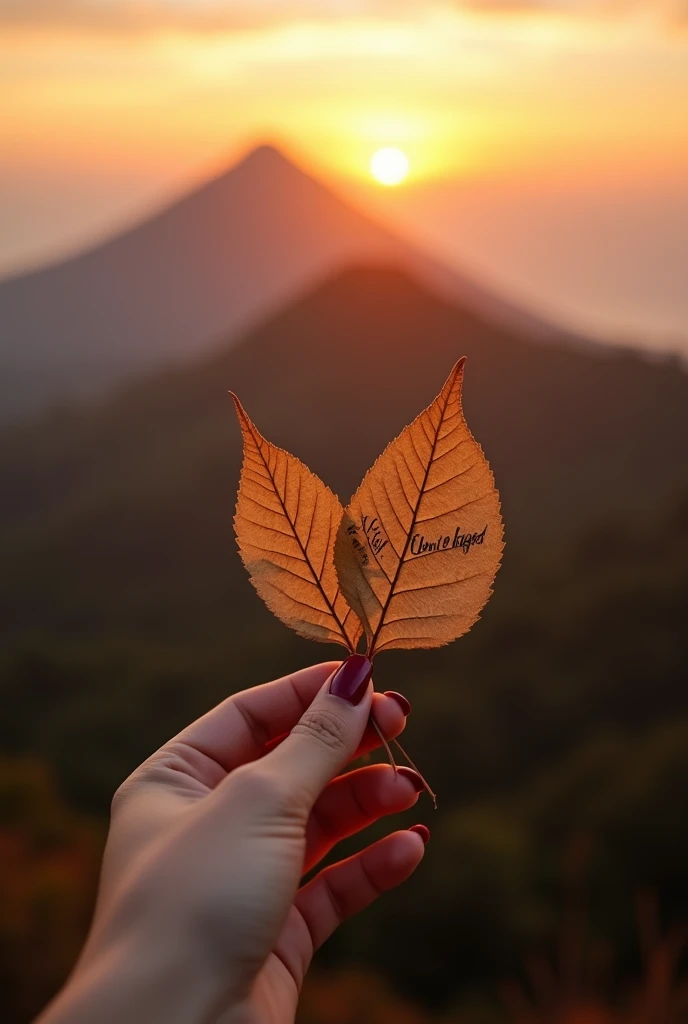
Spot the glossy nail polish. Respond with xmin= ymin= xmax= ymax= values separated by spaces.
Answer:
xmin=397 ymin=767 xmax=424 ymax=792
xmin=329 ymin=654 xmax=373 ymax=706
xmin=409 ymin=824 xmax=430 ymax=845
xmin=384 ymin=690 xmax=411 ymax=716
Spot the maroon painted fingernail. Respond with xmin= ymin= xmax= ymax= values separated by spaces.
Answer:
xmin=397 ymin=767 xmax=424 ymax=792
xmin=329 ymin=654 xmax=373 ymax=706
xmin=409 ymin=824 xmax=430 ymax=845
xmin=384 ymin=690 xmax=411 ymax=716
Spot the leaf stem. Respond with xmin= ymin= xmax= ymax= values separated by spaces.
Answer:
xmin=370 ymin=715 xmax=438 ymax=809
xmin=370 ymin=715 xmax=398 ymax=773
xmin=391 ymin=736 xmax=438 ymax=809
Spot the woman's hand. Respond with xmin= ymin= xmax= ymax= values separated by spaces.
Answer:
xmin=39 ymin=657 xmax=427 ymax=1024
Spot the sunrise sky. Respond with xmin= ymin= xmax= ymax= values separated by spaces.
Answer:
xmin=2 ymin=1 xmax=687 ymax=346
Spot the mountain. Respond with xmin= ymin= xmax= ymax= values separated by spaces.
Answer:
xmin=1 ymin=265 xmax=686 ymax=646
xmin=0 ymin=145 xmax=582 ymax=419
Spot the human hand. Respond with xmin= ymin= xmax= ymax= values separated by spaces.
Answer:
xmin=39 ymin=657 xmax=427 ymax=1024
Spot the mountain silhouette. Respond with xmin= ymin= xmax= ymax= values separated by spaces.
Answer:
xmin=0 ymin=145 xmax=582 ymax=419
xmin=0 ymin=265 xmax=685 ymax=642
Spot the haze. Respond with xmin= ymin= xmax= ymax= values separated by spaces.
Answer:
xmin=1 ymin=0 xmax=687 ymax=350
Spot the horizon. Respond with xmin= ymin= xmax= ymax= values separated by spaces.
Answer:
xmin=1 ymin=138 xmax=686 ymax=356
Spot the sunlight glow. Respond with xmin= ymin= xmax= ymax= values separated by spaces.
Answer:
xmin=370 ymin=147 xmax=409 ymax=186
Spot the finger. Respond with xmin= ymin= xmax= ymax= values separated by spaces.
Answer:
xmin=360 ymin=689 xmax=410 ymax=756
xmin=304 ymin=764 xmax=423 ymax=871
xmin=264 ymin=688 xmax=409 ymax=761
xmin=293 ymin=828 xmax=427 ymax=954
xmin=166 ymin=662 xmax=341 ymax=775
xmin=262 ymin=655 xmax=373 ymax=809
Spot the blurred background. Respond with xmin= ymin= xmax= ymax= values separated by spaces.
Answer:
xmin=1 ymin=2 xmax=687 ymax=1022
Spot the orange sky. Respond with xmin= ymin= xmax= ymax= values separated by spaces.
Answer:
xmin=1 ymin=2 xmax=687 ymax=343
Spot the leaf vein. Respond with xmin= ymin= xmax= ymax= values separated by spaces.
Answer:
xmin=414 ymin=494 xmax=488 ymax=525
xmin=395 ymin=571 xmax=490 ymax=595
xmin=242 ymin=413 xmax=352 ymax=648
xmin=368 ymin=366 xmax=459 ymax=656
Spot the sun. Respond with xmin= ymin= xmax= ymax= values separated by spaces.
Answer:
xmin=370 ymin=147 xmax=410 ymax=186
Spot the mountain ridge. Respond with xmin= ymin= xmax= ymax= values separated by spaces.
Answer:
xmin=0 ymin=144 xmax=587 ymax=419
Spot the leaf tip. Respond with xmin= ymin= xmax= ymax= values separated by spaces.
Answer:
xmin=446 ymin=357 xmax=467 ymax=394
xmin=228 ymin=391 xmax=250 ymax=431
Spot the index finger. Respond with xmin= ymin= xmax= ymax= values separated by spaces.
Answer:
xmin=172 ymin=662 xmax=339 ymax=774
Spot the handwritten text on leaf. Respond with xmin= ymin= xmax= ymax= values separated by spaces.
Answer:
xmin=334 ymin=359 xmax=503 ymax=657
xmin=231 ymin=359 xmax=503 ymax=660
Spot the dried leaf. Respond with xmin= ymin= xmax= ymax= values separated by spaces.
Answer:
xmin=334 ymin=359 xmax=503 ymax=657
xmin=231 ymin=394 xmax=362 ymax=652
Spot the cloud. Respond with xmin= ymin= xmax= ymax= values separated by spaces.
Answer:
xmin=456 ymin=0 xmax=688 ymax=24
xmin=0 ymin=0 xmax=686 ymax=33
xmin=0 ymin=1 xmax=425 ymax=34
xmin=0 ymin=0 xmax=308 ymax=33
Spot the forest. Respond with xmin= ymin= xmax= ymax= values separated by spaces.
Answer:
xmin=2 ymin=479 xmax=686 ymax=1021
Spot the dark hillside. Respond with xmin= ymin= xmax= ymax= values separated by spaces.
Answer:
xmin=0 ymin=266 xmax=687 ymax=1015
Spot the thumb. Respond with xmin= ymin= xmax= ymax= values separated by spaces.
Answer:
xmin=261 ymin=655 xmax=373 ymax=810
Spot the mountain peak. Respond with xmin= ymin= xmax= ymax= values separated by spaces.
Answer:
xmin=0 ymin=137 xmax=572 ymax=420
xmin=232 ymin=142 xmax=302 ymax=177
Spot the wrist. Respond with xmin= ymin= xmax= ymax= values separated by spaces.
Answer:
xmin=39 ymin=921 xmax=240 ymax=1024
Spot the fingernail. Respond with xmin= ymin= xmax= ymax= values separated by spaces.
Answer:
xmin=397 ymin=767 xmax=424 ymax=792
xmin=329 ymin=654 xmax=373 ymax=706
xmin=409 ymin=824 xmax=430 ymax=845
xmin=384 ymin=690 xmax=411 ymax=716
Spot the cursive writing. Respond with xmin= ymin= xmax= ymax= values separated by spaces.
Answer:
xmin=410 ymin=525 xmax=487 ymax=556
xmin=361 ymin=515 xmax=389 ymax=557
xmin=346 ymin=522 xmax=369 ymax=567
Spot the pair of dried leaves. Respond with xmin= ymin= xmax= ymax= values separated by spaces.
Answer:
xmin=231 ymin=359 xmax=503 ymax=662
